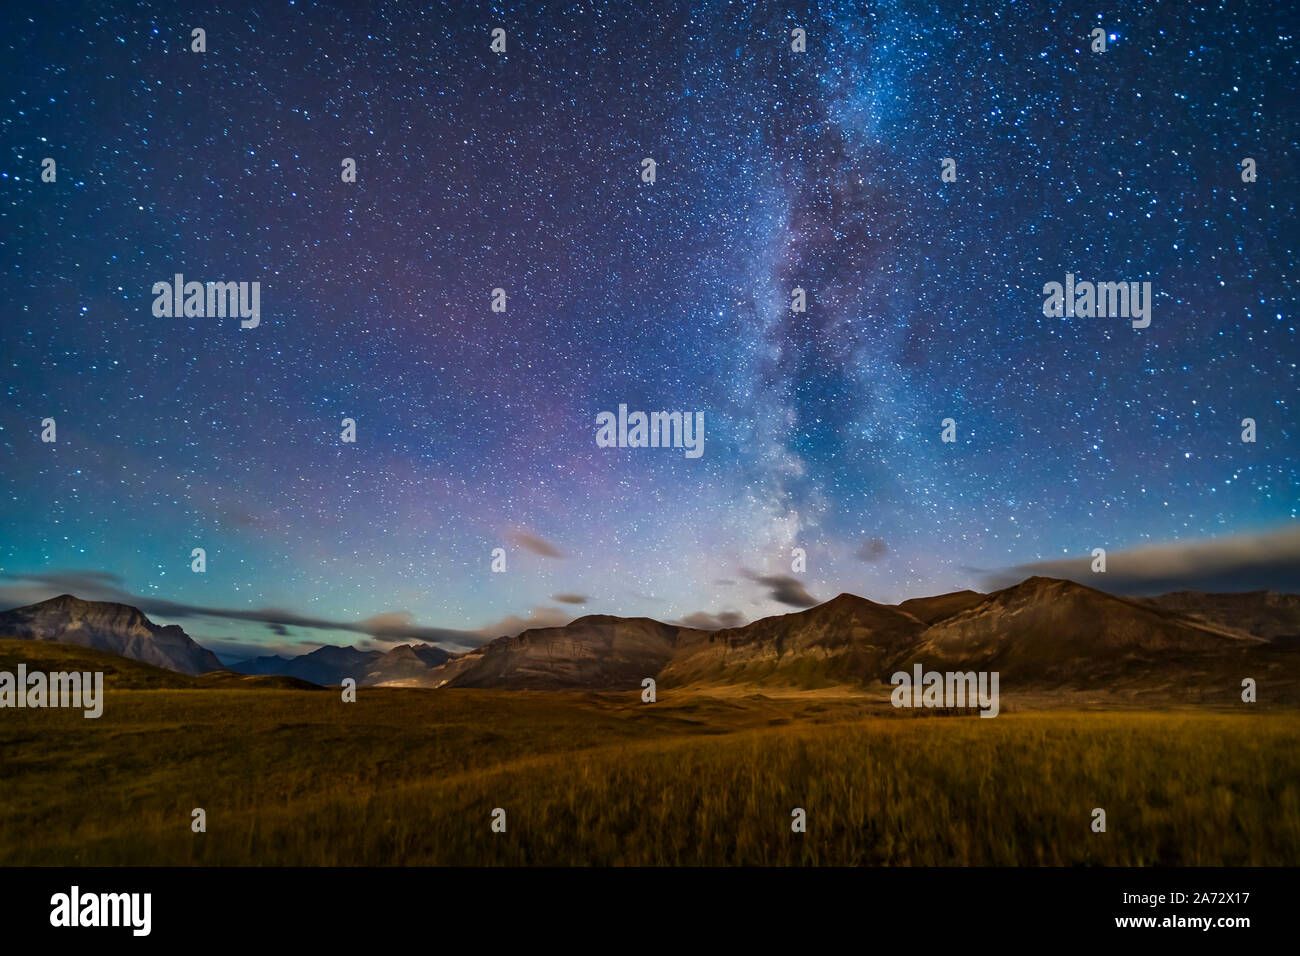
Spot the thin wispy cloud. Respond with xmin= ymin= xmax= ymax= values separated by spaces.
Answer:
xmin=551 ymin=593 xmax=588 ymax=605
xmin=511 ymin=531 xmax=565 ymax=558
xmin=855 ymin=537 xmax=889 ymax=562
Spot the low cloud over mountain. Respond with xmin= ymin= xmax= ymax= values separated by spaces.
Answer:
xmin=981 ymin=526 xmax=1300 ymax=595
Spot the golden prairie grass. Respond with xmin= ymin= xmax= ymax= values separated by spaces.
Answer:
xmin=1 ymin=687 xmax=1296 ymax=865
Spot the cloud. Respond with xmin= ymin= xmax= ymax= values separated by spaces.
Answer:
xmin=475 ymin=606 xmax=574 ymax=638
xmin=980 ymin=525 xmax=1300 ymax=595
xmin=0 ymin=569 xmax=126 ymax=600
xmin=511 ymin=531 xmax=565 ymax=558
xmin=354 ymin=610 xmax=463 ymax=643
xmin=742 ymin=570 xmax=820 ymax=608
xmin=676 ymin=610 xmax=747 ymax=630
xmin=551 ymin=593 xmax=588 ymax=605
xmin=854 ymin=537 xmax=888 ymax=562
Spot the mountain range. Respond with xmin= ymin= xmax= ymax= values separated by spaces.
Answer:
xmin=421 ymin=577 xmax=1298 ymax=694
xmin=2 ymin=578 xmax=1297 ymax=697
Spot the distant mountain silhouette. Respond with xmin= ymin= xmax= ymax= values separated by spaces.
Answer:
xmin=231 ymin=645 xmax=382 ymax=687
xmin=231 ymin=642 xmax=451 ymax=687
xmin=360 ymin=643 xmax=452 ymax=686
xmin=0 ymin=594 xmax=222 ymax=675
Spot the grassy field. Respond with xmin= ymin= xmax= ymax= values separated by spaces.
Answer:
xmin=2 ymin=663 xmax=1297 ymax=865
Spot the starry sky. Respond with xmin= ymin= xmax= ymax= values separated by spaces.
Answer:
xmin=1 ymin=1 xmax=1296 ymax=660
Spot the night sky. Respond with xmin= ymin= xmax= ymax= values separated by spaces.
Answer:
xmin=1 ymin=1 xmax=1295 ymax=660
